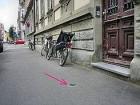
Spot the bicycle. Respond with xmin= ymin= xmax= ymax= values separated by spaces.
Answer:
xmin=47 ymin=31 xmax=74 ymax=66
xmin=41 ymin=36 xmax=52 ymax=58
xmin=28 ymin=39 xmax=35 ymax=51
xmin=47 ymin=40 xmax=58 ymax=60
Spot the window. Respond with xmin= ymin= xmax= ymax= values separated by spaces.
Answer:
xmin=38 ymin=0 xmax=41 ymax=19
xmin=107 ymin=0 xmax=118 ymax=15
xmin=36 ymin=38 xmax=38 ymax=44
xmin=48 ymin=0 xmax=53 ymax=10
xmin=39 ymin=23 xmax=41 ymax=30
xmin=45 ymin=18 xmax=48 ymax=26
xmin=61 ymin=0 xmax=72 ymax=15
xmin=124 ymin=0 xmax=134 ymax=11
xmin=36 ymin=0 xmax=39 ymax=21
xmin=21 ymin=9 xmax=25 ymax=18
xmin=40 ymin=0 xmax=45 ymax=17
xmin=41 ymin=37 xmax=44 ymax=44
xmin=44 ymin=0 xmax=48 ymax=14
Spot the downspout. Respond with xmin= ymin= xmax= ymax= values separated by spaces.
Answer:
xmin=33 ymin=0 xmax=36 ymax=49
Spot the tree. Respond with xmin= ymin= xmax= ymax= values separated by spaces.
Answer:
xmin=9 ymin=26 xmax=17 ymax=41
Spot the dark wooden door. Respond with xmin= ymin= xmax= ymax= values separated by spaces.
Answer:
xmin=103 ymin=0 xmax=134 ymax=66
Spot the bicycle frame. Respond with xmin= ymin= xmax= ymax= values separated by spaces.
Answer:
xmin=28 ymin=41 xmax=35 ymax=50
xmin=46 ymin=31 xmax=74 ymax=66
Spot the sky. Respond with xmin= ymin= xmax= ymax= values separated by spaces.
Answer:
xmin=0 ymin=0 xmax=18 ymax=31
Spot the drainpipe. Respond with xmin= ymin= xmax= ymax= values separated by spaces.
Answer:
xmin=33 ymin=0 xmax=36 ymax=49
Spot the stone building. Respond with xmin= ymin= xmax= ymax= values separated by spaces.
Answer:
xmin=3 ymin=31 xmax=13 ymax=42
xmin=22 ymin=0 xmax=140 ymax=80
xmin=131 ymin=0 xmax=140 ymax=80
xmin=22 ymin=0 xmax=35 ymax=41
xmin=17 ymin=0 xmax=26 ymax=40
xmin=0 ymin=23 xmax=4 ymax=40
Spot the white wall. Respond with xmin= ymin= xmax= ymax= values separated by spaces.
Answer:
xmin=74 ymin=0 xmax=90 ymax=10
xmin=55 ymin=8 xmax=61 ymax=20
xmin=45 ymin=18 xmax=48 ymax=26
xmin=54 ymin=0 xmax=59 ymax=6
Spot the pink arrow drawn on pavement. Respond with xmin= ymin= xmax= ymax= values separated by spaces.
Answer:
xmin=44 ymin=72 xmax=68 ymax=86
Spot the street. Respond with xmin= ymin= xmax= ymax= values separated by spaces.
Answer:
xmin=0 ymin=44 xmax=140 ymax=105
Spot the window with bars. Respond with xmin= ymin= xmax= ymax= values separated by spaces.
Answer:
xmin=123 ymin=0 xmax=134 ymax=11
xmin=107 ymin=0 xmax=118 ymax=15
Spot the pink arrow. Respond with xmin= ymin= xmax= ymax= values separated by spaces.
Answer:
xmin=44 ymin=72 xmax=68 ymax=86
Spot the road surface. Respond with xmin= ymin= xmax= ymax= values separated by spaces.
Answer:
xmin=0 ymin=44 xmax=140 ymax=105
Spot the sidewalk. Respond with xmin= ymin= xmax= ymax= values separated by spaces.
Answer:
xmin=33 ymin=48 xmax=140 ymax=105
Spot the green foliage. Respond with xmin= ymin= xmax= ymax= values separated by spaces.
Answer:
xmin=9 ymin=26 xmax=14 ymax=40
xmin=134 ymin=0 xmax=140 ymax=4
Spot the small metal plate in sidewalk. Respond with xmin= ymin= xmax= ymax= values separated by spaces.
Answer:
xmin=69 ymin=83 xmax=76 ymax=87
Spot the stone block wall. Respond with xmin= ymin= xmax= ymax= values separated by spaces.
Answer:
xmin=34 ymin=17 xmax=95 ymax=65
xmin=130 ymin=4 xmax=140 ymax=80
xmin=72 ymin=29 xmax=94 ymax=50
xmin=71 ymin=18 xmax=94 ymax=65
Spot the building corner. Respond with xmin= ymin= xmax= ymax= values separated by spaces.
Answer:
xmin=130 ymin=2 xmax=140 ymax=80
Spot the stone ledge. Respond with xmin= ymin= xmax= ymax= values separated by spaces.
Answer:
xmin=91 ymin=62 xmax=130 ymax=77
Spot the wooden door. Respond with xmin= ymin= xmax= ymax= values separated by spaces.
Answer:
xmin=103 ymin=0 xmax=134 ymax=66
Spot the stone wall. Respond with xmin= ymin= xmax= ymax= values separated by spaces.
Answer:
xmin=71 ymin=18 xmax=94 ymax=65
xmin=130 ymin=4 xmax=140 ymax=80
xmin=34 ymin=17 xmax=95 ymax=65
xmin=33 ymin=0 xmax=103 ymax=66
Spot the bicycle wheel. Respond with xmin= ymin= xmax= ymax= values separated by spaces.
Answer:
xmin=31 ymin=44 xmax=35 ymax=51
xmin=45 ymin=47 xmax=49 ymax=58
xmin=47 ymin=43 xmax=54 ymax=60
xmin=28 ymin=43 xmax=31 ymax=49
xmin=59 ymin=48 xmax=68 ymax=66
xmin=47 ymin=47 xmax=53 ymax=60
xmin=41 ymin=46 xmax=45 ymax=56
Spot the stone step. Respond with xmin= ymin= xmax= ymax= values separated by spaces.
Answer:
xmin=91 ymin=62 xmax=130 ymax=77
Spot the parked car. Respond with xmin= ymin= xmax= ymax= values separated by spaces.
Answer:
xmin=15 ymin=39 xmax=25 ymax=44
xmin=0 ymin=39 xmax=3 ymax=53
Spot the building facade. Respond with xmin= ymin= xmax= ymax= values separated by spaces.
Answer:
xmin=22 ymin=0 xmax=140 ymax=80
xmin=19 ymin=0 xmax=35 ymax=41
xmin=0 ymin=23 xmax=4 ymax=40
xmin=17 ymin=0 xmax=28 ymax=40
xmin=3 ymin=31 xmax=13 ymax=42
xmin=131 ymin=0 xmax=140 ymax=80
xmin=17 ymin=0 xmax=25 ymax=40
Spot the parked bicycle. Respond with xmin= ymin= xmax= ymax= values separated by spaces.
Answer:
xmin=28 ymin=39 xmax=35 ymax=51
xmin=47 ymin=40 xmax=58 ymax=60
xmin=41 ymin=36 xmax=53 ymax=58
xmin=47 ymin=31 xmax=74 ymax=66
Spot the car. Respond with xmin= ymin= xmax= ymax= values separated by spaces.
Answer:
xmin=15 ymin=39 xmax=25 ymax=44
xmin=0 ymin=39 xmax=3 ymax=53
